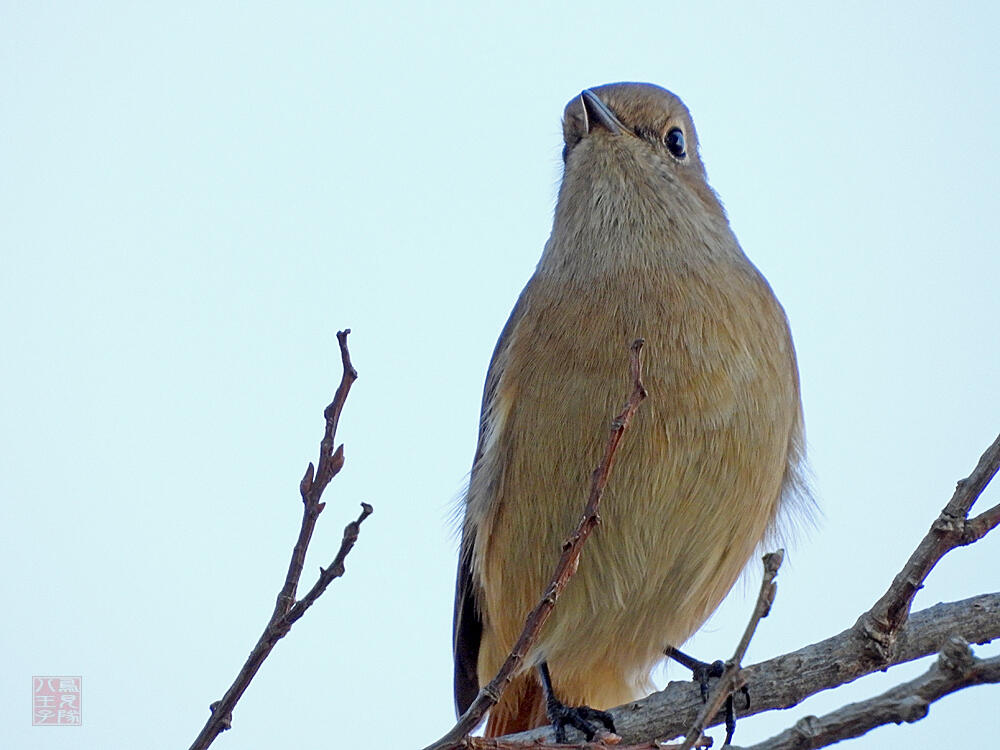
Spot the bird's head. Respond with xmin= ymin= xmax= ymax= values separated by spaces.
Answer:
xmin=545 ymin=83 xmax=731 ymax=273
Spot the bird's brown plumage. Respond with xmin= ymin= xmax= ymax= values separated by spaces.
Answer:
xmin=453 ymin=82 xmax=807 ymax=737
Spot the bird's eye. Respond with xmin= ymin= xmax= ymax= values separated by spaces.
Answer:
xmin=664 ymin=128 xmax=686 ymax=159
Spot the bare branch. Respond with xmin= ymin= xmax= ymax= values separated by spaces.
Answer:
xmin=274 ymin=329 xmax=358 ymax=619
xmin=858 ymin=433 xmax=1000 ymax=660
xmin=504 ymin=593 xmax=1000 ymax=745
xmin=966 ymin=501 xmax=1000 ymax=544
xmin=189 ymin=330 xmax=369 ymax=750
xmin=734 ymin=637 xmax=1000 ymax=750
xmin=282 ymin=502 xmax=374 ymax=630
xmin=423 ymin=340 xmax=648 ymax=750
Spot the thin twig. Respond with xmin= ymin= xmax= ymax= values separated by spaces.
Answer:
xmin=275 ymin=329 xmax=358 ymax=619
xmin=423 ymin=339 xmax=648 ymax=750
xmin=734 ymin=637 xmax=1000 ymax=750
xmin=189 ymin=330 xmax=369 ymax=750
xmin=281 ymin=502 xmax=374 ymax=631
xmin=858 ymin=432 xmax=1000 ymax=660
xmin=676 ymin=551 xmax=784 ymax=750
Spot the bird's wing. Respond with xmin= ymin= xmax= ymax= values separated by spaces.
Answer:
xmin=452 ymin=282 xmax=536 ymax=716
xmin=452 ymin=531 xmax=482 ymax=716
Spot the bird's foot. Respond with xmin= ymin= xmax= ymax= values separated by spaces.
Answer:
xmin=665 ymin=646 xmax=725 ymax=701
xmin=665 ymin=646 xmax=749 ymax=746
xmin=537 ymin=661 xmax=616 ymax=743
xmin=545 ymin=699 xmax=616 ymax=744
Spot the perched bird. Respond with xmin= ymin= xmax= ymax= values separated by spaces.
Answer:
xmin=452 ymin=82 xmax=807 ymax=741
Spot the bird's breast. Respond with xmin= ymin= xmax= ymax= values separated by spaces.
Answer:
xmin=473 ymin=256 xmax=798 ymax=705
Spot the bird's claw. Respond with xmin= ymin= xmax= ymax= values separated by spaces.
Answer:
xmin=691 ymin=658 xmax=725 ymax=702
xmin=545 ymin=699 xmax=616 ymax=743
xmin=665 ymin=647 xmax=750 ymax=746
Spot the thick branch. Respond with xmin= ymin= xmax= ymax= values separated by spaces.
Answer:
xmin=735 ymin=636 xmax=1000 ymax=750
xmin=504 ymin=593 xmax=1000 ymax=745
xmin=423 ymin=340 xmax=648 ymax=750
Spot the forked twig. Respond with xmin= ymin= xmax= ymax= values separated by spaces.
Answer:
xmin=189 ymin=330 xmax=371 ymax=750
xmin=858 ymin=433 xmax=1000 ymax=660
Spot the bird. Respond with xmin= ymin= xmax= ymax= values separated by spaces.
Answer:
xmin=452 ymin=82 xmax=807 ymax=742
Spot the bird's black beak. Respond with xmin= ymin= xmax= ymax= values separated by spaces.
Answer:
xmin=580 ymin=89 xmax=624 ymax=135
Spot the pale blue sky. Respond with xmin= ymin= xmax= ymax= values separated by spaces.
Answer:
xmin=2 ymin=2 xmax=998 ymax=748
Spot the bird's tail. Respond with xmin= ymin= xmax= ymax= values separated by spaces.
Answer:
xmin=484 ymin=671 xmax=547 ymax=737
